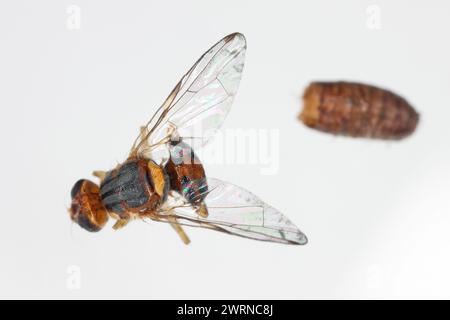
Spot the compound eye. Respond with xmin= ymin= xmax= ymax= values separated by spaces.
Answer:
xmin=69 ymin=179 xmax=108 ymax=232
xmin=77 ymin=213 xmax=102 ymax=232
xmin=71 ymin=179 xmax=85 ymax=199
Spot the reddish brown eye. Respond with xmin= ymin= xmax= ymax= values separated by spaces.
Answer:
xmin=77 ymin=213 xmax=102 ymax=232
xmin=71 ymin=179 xmax=85 ymax=199
xmin=69 ymin=179 xmax=108 ymax=232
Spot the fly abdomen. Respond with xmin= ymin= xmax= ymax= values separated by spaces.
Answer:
xmin=165 ymin=140 xmax=208 ymax=205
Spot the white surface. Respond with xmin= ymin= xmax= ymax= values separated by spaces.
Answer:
xmin=0 ymin=0 xmax=449 ymax=299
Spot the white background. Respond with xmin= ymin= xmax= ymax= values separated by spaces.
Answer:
xmin=1 ymin=0 xmax=449 ymax=299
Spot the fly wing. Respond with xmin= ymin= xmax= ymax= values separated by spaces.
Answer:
xmin=152 ymin=178 xmax=308 ymax=245
xmin=130 ymin=33 xmax=246 ymax=160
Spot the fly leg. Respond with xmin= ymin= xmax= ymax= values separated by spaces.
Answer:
xmin=167 ymin=215 xmax=191 ymax=245
xmin=112 ymin=218 xmax=129 ymax=230
xmin=196 ymin=202 xmax=209 ymax=218
xmin=92 ymin=170 xmax=107 ymax=182
xmin=158 ymin=207 xmax=191 ymax=245
xmin=145 ymin=209 xmax=191 ymax=245
xmin=108 ymin=211 xmax=130 ymax=230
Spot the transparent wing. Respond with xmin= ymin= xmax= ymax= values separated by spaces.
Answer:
xmin=148 ymin=178 xmax=308 ymax=245
xmin=130 ymin=33 xmax=246 ymax=160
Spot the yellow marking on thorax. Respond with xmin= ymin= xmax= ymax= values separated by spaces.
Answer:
xmin=147 ymin=160 xmax=165 ymax=197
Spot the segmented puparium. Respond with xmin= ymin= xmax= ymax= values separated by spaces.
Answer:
xmin=299 ymin=82 xmax=419 ymax=140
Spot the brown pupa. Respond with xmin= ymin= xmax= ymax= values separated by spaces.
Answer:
xmin=299 ymin=81 xmax=419 ymax=140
